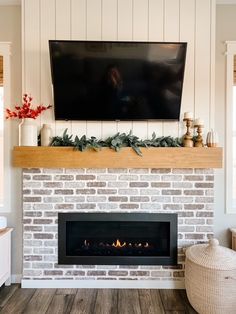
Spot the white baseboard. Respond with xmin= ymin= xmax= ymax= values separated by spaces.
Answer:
xmin=11 ymin=274 xmax=22 ymax=284
xmin=21 ymin=279 xmax=185 ymax=289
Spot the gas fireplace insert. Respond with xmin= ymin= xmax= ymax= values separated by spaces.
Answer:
xmin=58 ymin=213 xmax=177 ymax=265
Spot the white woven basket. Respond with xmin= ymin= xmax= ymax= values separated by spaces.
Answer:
xmin=185 ymin=238 xmax=236 ymax=314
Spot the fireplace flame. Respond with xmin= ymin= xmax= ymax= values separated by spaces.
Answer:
xmin=83 ymin=239 xmax=150 ymax=249
xmin=112 ymin=239 xmax=126 ymax=248
xmin=111 ymin=239 xmax=150 ymax=248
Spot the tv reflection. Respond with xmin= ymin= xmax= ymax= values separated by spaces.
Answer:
xmin=147 ymin=62 xmax=182 ymax=119
xmin=107 ymin=66 xmax=123 ymax=90
xmin=102 ymin=64 xmax=151 ymax=119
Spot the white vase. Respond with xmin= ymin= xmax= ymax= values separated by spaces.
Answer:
xmin=206 ymin=129 xmax=219 ymax=147
xmin=19 ymin=118 xmax=38 ymax=146
xmin=41 ymin=124 xmax=53 ymax=146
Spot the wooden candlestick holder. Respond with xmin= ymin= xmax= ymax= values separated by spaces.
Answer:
xmin=194 ymin=124 xmax=204 ymax=147
xmin=183 ymin=118 xmax=194 ymax=147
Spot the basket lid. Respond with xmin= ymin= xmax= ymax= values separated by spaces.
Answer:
xmin=186 ymin=238 xmax=236 ymax=270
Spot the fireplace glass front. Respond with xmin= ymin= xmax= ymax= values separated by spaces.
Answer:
xmin=58 ymin=213 xmax=177 ymax=265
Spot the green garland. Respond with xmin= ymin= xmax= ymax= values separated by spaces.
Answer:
xmin=50 ymin=129 xmax=183 ymax=156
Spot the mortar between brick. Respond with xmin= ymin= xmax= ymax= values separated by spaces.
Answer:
xmin=22 ymin=168 xmax=214 ymax=282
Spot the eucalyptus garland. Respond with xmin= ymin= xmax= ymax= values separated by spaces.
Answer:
xmin=50 ymin=129 xmax=183 ymax=156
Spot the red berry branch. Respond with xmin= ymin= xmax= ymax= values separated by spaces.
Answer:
xmin=6 ymin=94 xmax=52 ymax=119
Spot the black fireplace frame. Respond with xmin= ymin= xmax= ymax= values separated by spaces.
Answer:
xmin=58 ymin=213 xmax=177 ymax=266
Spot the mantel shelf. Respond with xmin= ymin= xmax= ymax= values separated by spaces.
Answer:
xmin=12 ymin=147 xmax=223 ymax=169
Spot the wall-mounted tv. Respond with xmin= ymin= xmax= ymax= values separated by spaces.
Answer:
xmin=49 ymin=40 xmax=187 ymax=121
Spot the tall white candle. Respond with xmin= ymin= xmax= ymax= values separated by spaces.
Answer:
xmin=184 ymin=112 xmax=193 ymax=119
xmin=194 ymin=118 xmax=204 ymax=126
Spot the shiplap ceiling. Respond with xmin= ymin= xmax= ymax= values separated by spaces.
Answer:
xmin=0 ymin=0 xmax=236 ymax=5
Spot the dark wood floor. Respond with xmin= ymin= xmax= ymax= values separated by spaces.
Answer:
xmin=0 ymin=284 xmax=197 ymax=314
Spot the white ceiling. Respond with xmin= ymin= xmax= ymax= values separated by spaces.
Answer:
xmin=0 ymin=0 xmax=235 ymax=7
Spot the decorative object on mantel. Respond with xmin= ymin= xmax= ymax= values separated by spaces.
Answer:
xmin=185 ymin=238 xmax=236 ymax=314
xmin=18 ymin=118 xmax=38 ymax=146
xmin=0 ymin=216 xmax=7 ymax=231
xmin=40 ymin=124 xmax=53 ymax=146
xmin=206 ymin=129 xmax=219 ymax=147
xmin=194 ymin=118 xmax=204 ymax=147
xmin=5 ymin=94 xmax=52 ymax=146
xmin=183 ymin=112 xmax=194 ymax=147
xmin=51 ymin=129 xmax=183 ymax=156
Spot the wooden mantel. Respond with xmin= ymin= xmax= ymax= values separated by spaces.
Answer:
xmin=12 ymin=146 xmax=223 ymax=169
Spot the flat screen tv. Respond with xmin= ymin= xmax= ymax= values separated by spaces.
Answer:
xmin=49 ymin=40 xmax=187 ymax=121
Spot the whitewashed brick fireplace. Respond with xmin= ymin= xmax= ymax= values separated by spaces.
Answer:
xmin=22 ymin=167 xmax=214 ymax=288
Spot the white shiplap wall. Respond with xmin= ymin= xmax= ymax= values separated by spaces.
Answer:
xmin=22 ymin=0 xmax=215 ymax=139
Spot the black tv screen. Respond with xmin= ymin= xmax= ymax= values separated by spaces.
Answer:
xmin=49 ymin=40 xmax=187 ymax=121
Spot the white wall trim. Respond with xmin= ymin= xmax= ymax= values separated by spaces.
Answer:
xmin=0 ymin=42 xmax=12 ymax=213
xmin=210 ymin=0 xmax=216 ymax=129
xmin=225 ymin=41 xmax=236 ymax=214
xmin=21 ymin=279 xmax=185 ymax=289
xmin=11 ymin=273 xmax=22 ymax=283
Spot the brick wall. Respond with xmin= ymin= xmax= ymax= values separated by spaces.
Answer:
xmin=22 ymin=168 xmax=214 ymax=282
